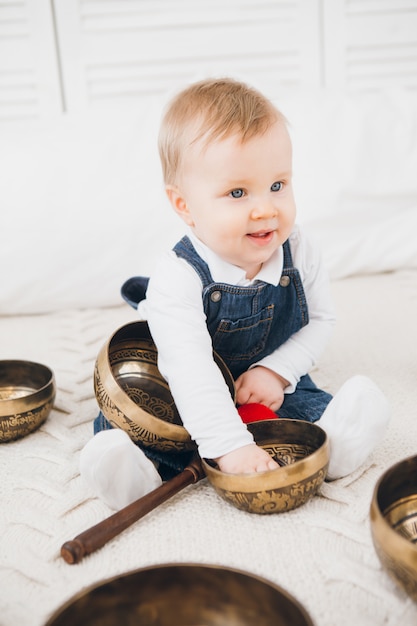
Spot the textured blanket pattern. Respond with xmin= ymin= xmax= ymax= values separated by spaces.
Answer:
xmin=1 ymin=270 xmax=417 ymax=626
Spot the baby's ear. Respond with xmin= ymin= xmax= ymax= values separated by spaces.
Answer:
xmin=165 ymin=185 xmax=194 ymax=226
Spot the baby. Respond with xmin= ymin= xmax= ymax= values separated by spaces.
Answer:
xmin=81 ymin=78 xmax=390 ymax=510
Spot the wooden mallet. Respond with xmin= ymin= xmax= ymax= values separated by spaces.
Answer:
xmin=61 ymin=403 xmax=277 ymax=564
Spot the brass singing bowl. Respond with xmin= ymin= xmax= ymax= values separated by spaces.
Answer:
xmin=44 ymin=563 xmax=315 ymax=626
xmin=94 ymin=321 xmax=235 ymax=454
xmin=0 ymin=360 xmax=55 ymax=442
xmin=370 ymin=454 xmax=417 ymax=600
xmin=203 ymin=419 xmax=328 ymax=514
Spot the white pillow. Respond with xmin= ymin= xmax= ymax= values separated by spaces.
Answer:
xmin=1 ymin=102 xmax=183 ymax=314
xmin=304 ymin=204 xmax=417 ymax=279
xmin=271 ymin=87 xmax=417 ymax=278
xmin=1 ymin=87 xmax=417 ymax=314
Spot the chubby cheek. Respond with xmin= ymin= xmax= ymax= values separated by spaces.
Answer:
xmin=195 ymin=219 xmax=241 ymax=257
xmin=283 ymin=206 xmax=296 ymax=231
xmin=200 ymin=210 xmax=237 ymax=237
xmin=285 ymin=194 xmax=297 ymax=222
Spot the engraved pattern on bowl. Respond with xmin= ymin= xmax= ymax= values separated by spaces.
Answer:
xmin=94 ymin=321 xmax=235 ymax=453
xmin=111 ymin=345 xmax=181 ymax=425
xmin=203 ymin=419 xmax=329 ymax=514
xmin=0 ymin=360 xmax=56 ymax=442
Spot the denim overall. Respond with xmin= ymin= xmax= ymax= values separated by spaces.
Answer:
xmin=95 ymin=235 xmax=332 ymax=478
xmin=173 ymin=236 xmax=332 ymax=422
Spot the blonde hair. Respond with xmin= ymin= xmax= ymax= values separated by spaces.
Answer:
xmin=158 ymin=78 xmax=284 ymax=185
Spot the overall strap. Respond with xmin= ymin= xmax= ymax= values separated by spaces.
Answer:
xmin=173 ymin=236 xmax=214 ymax=287
xmin=282 ymin=238 xmax=294 ymax=271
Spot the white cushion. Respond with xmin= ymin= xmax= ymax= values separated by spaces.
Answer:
xmin=1 ymin=87 xmax=416 ymax=313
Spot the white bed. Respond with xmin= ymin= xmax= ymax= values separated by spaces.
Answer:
xmin=1 ymin=87 xmax=417 ymax=626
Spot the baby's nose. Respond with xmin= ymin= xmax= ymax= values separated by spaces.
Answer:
xmin=251 ymin=199 xmax=277 ymax=219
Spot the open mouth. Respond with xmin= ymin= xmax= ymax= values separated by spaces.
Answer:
xmin=247 ymin=230 xmax=274 ymax=243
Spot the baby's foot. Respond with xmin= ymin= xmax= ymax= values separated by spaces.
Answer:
xmin=80 ymin=429 xmax=162 ymax=510
xmin=318 ymin=375 xmax=390 ymax=480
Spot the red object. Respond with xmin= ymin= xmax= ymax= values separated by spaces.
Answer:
xmin=237 ymin=403 xmax=278 ymax=424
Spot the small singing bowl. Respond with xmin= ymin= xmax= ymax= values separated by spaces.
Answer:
xmin=94 ymin=321 xmax=235 ymax=454
xmin=44 ymin=563 xmax=315 ymax=626
xmin=0 ymin=360 xmax=55 ymax=442
xmin=203 ymin=419 xmax=329 ymax=514
xmin=370 ymin=455 xmax=417 ymax=600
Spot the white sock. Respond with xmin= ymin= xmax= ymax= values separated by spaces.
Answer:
xmin=318 ymin=375 xmax=390 ymax=480
xmin=80 ymin=429 xmax=162 ymax=510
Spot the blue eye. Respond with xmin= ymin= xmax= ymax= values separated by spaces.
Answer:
xmin=271 ymin=181 xmax=282 ymax=192
xmin=230 ymin=189 xmax=244 ymax=198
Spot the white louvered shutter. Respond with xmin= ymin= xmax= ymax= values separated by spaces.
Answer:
xmin=53 ymin=0 xmax=322 ymax=113
xmin=0 ymin=0 xmax=62 ymax=121
xmin=323 ymin=0 xmax=417 ymax=91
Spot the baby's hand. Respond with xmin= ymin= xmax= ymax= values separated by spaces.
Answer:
xmin=235 ymin=366 xmax=288 ymax=412
xmin=215 ymin=443 xmax=278 ymax=474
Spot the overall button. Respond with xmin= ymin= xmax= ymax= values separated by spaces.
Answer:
xmin=210 ymin=290 xmax=222 ymax=302
xmin=279 ymin=275 xmax=291 ymax=287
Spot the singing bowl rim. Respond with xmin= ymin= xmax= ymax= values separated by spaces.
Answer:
xmin=95 ymin=321 xmax=192 ymax=442
xmin=370 ymin=454 xmax=417 ymax=573
xmin=95 ymin=321 xmax=236 ymax=444
xmin=0 ymin=359 xmax=55 ymax=413
xmin=202 ymin=419 xmax=329 ymax=492
xmin=43 ymin=562 xmax=315 ymax=626
xmin=0 ymin=359 xmax=56 ymax=442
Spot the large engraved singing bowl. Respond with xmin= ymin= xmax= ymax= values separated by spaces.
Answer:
xmin=94 ymin=321 xmax=235 ymax=454
xmin=44 ymin=563 xmax=315 ymax=626
xmin=0 ymin=360 xmax=55 ymax=442
xmin=203 ymin=419 xmax=328 ymax=514
xmin=370 ymin=455 xmax=417 ymax=601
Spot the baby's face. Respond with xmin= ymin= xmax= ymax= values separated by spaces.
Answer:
xmin=172 ymin=120 xmax=296 ymax=279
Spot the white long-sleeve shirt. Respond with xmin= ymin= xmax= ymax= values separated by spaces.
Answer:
xmin=138 ymin=224 xmax=336 ymax=459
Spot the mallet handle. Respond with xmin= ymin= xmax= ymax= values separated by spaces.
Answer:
xmin=61 ymin=457 xmax=204 ymax=564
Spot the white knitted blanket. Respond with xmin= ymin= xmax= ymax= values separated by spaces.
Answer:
xmin=1 ymin=270 xmax=417 ymax=626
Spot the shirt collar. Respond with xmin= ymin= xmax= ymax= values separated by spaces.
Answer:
xmin=188 ymin=231 xmax=284 ymax=287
